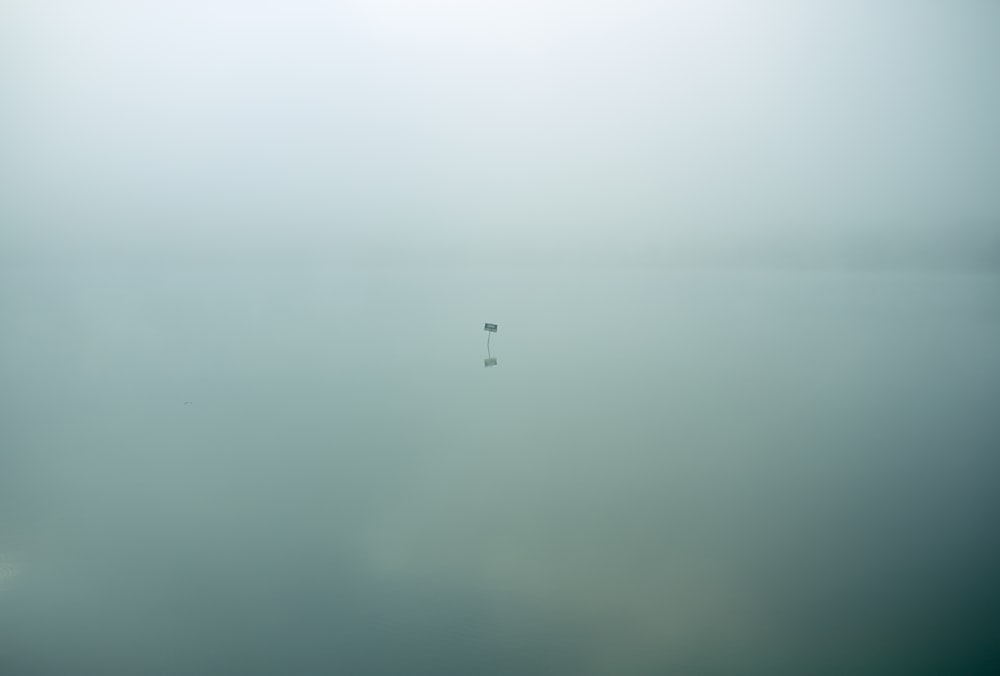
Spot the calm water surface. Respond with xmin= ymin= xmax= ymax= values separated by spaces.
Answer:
xmin=1 ymin=267 xmax=998 ymax=674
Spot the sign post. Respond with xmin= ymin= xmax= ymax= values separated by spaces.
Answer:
xmin=483 ymin=323 xmax=498 ymax=367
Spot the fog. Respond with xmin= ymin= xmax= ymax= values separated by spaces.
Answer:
xmin=3 ymin=0 xmax=999 ymax=268
xmin=2 ymin=2 xmax=999 ymax=674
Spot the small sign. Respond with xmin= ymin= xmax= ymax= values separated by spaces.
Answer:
xmin=484 ymin=357 xmax=498 ymax=368
xmin=484 ymin=323 xmax=498 ymax=332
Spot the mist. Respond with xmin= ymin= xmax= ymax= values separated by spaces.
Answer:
xmin=2 ymin=2 xmax=1000 ymax=675
xmin=3 ymin=0 xmax=999 ymax=269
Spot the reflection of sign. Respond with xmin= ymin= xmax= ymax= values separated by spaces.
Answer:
xmin=484 ymin=358 xmax=498 ymax=368
xmin=484 ymin=323 xmax=498 ymax=332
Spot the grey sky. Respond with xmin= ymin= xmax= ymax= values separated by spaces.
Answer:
xmin=3 ymin=0 xmax=999 ymax=267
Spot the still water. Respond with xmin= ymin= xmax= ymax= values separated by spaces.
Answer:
xmin=1 ymin=267 xmax=998 ymax=674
